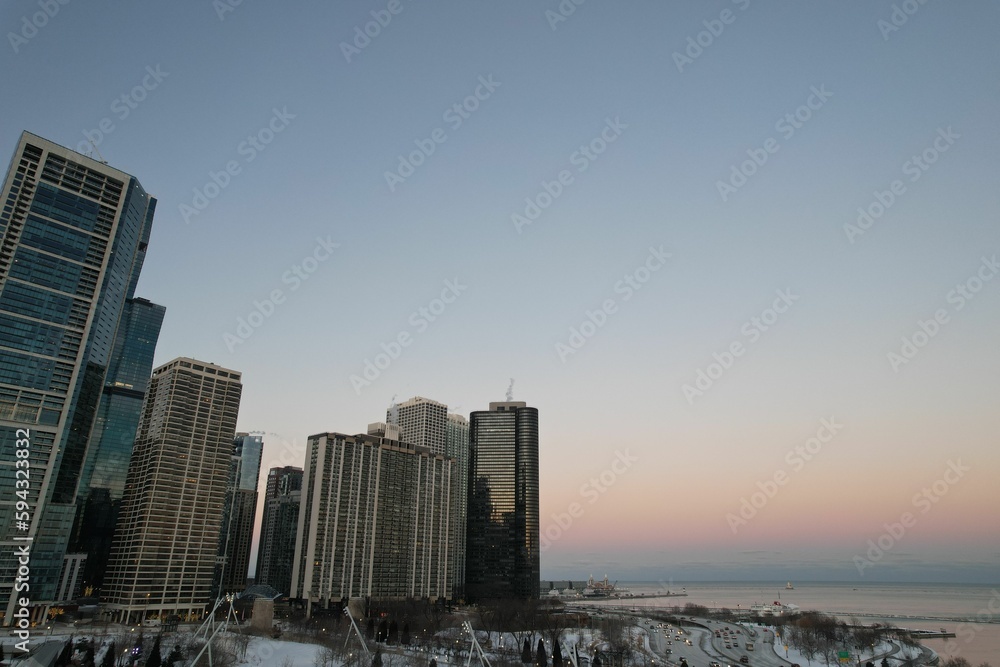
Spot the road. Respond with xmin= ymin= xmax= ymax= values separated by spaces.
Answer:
xmin=629 ymin=614 xmax=793 ymax=667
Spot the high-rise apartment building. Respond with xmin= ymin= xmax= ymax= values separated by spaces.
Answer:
xmin=446 ymin=413 xmax=470 ymax=599
xmin=391 ymin=396 xmax=447 ymax=455
xmin=103 ymin=358 xmax=243 ymax=623
xmin=254 ymin=466 xmax=302 ymax=596
xmin=0 ymin=132 xmax=163 ymax=621
xmin=466 ymin=401 xmax=539 ymax=600
xmin=214 ymin=433 xmax=263 ymax=596
xmin=291 ymin=430 xmax=454 ymax=615
xmin=390 ymin=397 xmax=469 ymax=598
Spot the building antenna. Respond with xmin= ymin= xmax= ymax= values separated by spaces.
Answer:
xmin=505 ymin=378 xmax=514 ymax=402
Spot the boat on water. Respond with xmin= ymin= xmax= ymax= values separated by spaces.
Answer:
xmin=786 ymin=582 xmax=794 ymax=590
xmin=582 ymin=575 xmax=630 ymax=598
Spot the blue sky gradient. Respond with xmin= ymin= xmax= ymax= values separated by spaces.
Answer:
xmin=2 ymin=1 xmax=998 ymax=582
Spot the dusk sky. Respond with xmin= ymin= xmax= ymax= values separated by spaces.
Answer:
xmin=3 ymin=1 xmax=998 ymax=583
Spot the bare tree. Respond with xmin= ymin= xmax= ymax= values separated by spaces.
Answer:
xmin=191 ymin=638 xmax=238 ymax=667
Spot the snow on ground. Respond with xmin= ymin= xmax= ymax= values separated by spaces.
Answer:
xmin=767 ymin=632 xmax=902 ymax=666
xmin=238 ymin=636 xmax=324 ymax=666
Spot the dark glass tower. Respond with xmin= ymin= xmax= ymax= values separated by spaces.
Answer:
xmin=254 ymin=466 xmax=302 ymax=596
xmin=0 ymin=132 xmax=163 ymax=620
xmin=466 ymin=401 xmax=539 ymax=600
xmin=69 ymin=297 xmax=165 ymax=595
xmin=214 ymin=433 xmax=263 ymax=596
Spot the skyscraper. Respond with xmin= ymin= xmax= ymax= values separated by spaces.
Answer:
xmin=391 ymin=396 xmax=447 ymax=455
xmin=291 ymin=430 xmax=454 ymax=614
xmin=446 ymin=412 xmax=470 ymax=599
xmin=103 ymin=358 xmax=243 ymax=623
xmin=68 ymin=297 xmax=165 ymax=596
xmin=214 ymin=433 xmax=263 ymax=596
xmin=392 ymin=397 xmax=469 ymax=597
xmin=254 ymin=466 xmax=302 ymax=596
xmin=0 ymin=132 xmax=163 ymax=621
xmin=466 ymin=401 xmax=539 ymax=600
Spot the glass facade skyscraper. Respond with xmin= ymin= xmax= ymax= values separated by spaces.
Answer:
xmin=254 ymin=466 xmax=302 ymax=597
xmin=466 ymin=401 xmax=539 ymax=600
xmin=68 ymin=297 xmax=165 ymax=595
xmin=0 ymin=133 xmax=163 ymax=621
xmin=214 ymin=433 xmax=263 ymax=596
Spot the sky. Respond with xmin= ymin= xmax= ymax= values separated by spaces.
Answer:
xmin=2 ymin=1 xmax=998 ymax=584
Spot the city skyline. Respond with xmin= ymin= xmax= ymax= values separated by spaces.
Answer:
xmin=2 ymin=2 xmax=998 ymax=586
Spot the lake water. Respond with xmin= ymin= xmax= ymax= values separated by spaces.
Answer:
xmin=553 ymin=581 xmax=1000 ymax=664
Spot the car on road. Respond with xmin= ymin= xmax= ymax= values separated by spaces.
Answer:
xmin=740 ymin=657 xmax=749 ymax=664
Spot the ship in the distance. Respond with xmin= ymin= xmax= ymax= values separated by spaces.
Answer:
xmin=582 ymin=574 xmax=630 ymax=598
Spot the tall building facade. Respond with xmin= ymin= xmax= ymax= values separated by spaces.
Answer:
xmin=392 ymin=396 xmax=447 ymax=455
xmin=466 ymin=401 xmax=539 ymax=600
xmin=103 ymin=358 xmax=243 ymax=623
xmin=254 ymin=466 xmax=302 ymax=596
xmin=68 ymin=297 xmax=165 ymax=596
xmin=290 ymin=431 xmax=453 ymax=615
xmin=0 ymin=132 xmax=162 ymax=620
xmin=446 ymin=413 xmax=470 ymax=599
xmin=391 ymin=397 xmax=469 ymax=598
xmin=214 ymin=433 xmax=262 ymax=596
